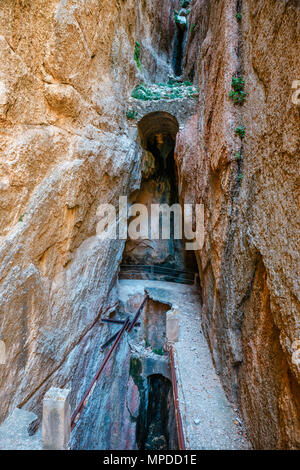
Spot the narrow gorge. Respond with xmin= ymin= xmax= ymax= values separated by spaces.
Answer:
xmin=0 ymin=0 xmax=299 ymax=452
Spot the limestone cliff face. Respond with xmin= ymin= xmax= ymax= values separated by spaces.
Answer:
xmin=0 ymin=0 xmax=177 ymax=423
xmin=0 ymin=0 xmax=299 ymax=451
xmin=176 ymin=0 xmax=300 ymax=449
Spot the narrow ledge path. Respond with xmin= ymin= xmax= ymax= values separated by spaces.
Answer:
xmin=118 ymin=279 xmax=251 ymax=450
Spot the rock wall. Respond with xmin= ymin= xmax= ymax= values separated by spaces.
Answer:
xmin=0 ymin=0 xmax=177 ymax=424
xmin=0 ymin=0 xmax=299 ymax=451
xmin=176 ymin=0 xmax=300 ymax=449
xmin=72 ymin=292 xmax=176 ymax=450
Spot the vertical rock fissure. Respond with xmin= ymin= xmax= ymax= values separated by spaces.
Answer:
xmin=141 ymin=374 xmax=175 ymax=450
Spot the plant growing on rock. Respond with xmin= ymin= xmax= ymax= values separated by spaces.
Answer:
xmin=236 ymin=12 xmax=242 ymax=22
xmin=234 ymin=151 xmax=242 ymax=160
xmin=126 ymin=109 xmax=138 ymax=120
xmin=134 ymin=41 xmax=142 ymax=70
xmin=230 ymin=75 xmax=247 ymax=105
xmin=230 ymin=90 xmax=247 ymax=104
xmin=235 ymin=125 xmax=246 ymax=139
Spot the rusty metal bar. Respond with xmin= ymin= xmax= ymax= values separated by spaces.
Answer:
xmin=76 ymin=301 xmax=118 ymax=347
xmin=102 ymin=318 xmax=141 ymax=326
xmin=127 ymin=292 xmax=149 ymax=333
xmin=100 ymin=330 xmax=120 ymax=352
xmin=169 ymin=345 xmax=186 ymax=450
xmin=71 ymin=317 xmax=130 ymax=431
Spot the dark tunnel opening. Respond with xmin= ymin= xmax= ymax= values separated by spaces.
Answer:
xmin=172 ymin=27 xmax=185 ymax=77
xmin=121 ymin=111 xmax=198 ymax=282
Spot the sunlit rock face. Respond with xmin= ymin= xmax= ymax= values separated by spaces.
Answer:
xmin=0 ymin=0 xmax=178 ymax=424
xmin=176 ymin=0 xmax=300 ymax=450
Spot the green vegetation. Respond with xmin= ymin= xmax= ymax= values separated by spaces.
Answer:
xmin=174 ymin=11 xmax=181 ymax=25
xmin=235 ymin=125 xmax=246 ymax=139
xmin=152 ymin=347 xmax=164 ymax=356
xmin=126 ymin=109 xmax=138 ymax=120
xmin=18 ymin=213 xmax=26 ymax=222
xmin=236 ymin=12 xmax=242 ymax=22
xmin=131 ymin=81 xmax=199 ymax=101
xmin=134 ymin=41 xmax=142 ymax=70
xmin=190 ymin=23 xmax=196 ymax=33
xmin=237 ymin=173 xmax=243 ymax=181
xmin=229 ymin=75 xmax=247 ymax=105
xmin=232 ymin=76 xmax=245 ymax=91
xmin=234 ymin=151 xmax=242 ymax=160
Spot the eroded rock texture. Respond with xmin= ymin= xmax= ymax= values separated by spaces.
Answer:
xmin=176 ymin=0 xmax=300 ymax=449
xmin=0 ymin=0 xmax=177 ymax=426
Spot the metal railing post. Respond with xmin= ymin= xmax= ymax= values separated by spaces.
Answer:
xmin=42 ymin=387 xmax=71 ymax=450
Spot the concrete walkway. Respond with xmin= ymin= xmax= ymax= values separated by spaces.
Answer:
xmin=118 ymin=279 xmax=251 ymax=450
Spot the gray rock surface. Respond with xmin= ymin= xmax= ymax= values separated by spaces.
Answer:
xmin=119 ymin=279 xmax=250 ymax=450
xmin=0 ymin=408 xmax=42 ymax=450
